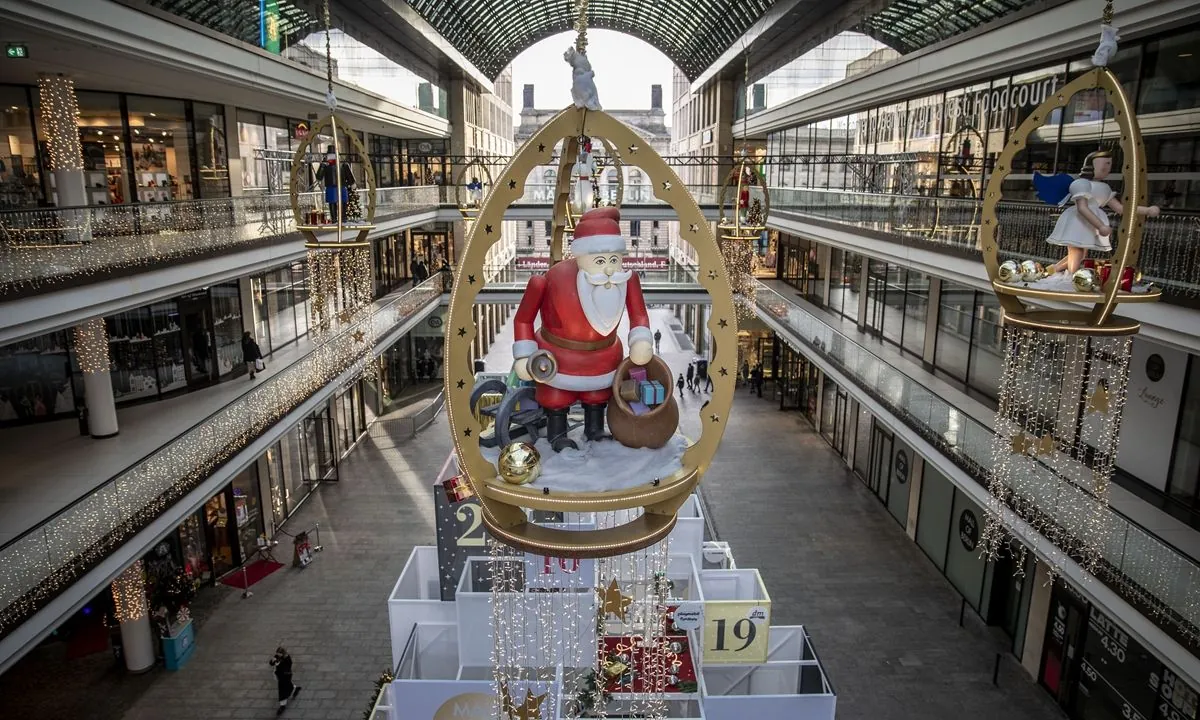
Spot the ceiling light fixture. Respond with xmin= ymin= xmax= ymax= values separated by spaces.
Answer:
xmin=149 ymin=112 xmax=157 ymax=117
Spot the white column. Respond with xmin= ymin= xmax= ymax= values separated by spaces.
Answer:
xmin=37 ymin=74 xmax=87 ymax=210
xmin=112 ymin=561 xmax=155 ymax=673
xmin=74 ymin=318 xmax=118 ymax=438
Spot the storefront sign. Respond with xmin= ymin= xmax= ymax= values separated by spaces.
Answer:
xmin=294 ymin=121 xmax=309 ymax=140
xmin=672 ymin=602 xmax=704 ymax=631
xmin=864 ymin=76 xmax=1061 ymax=138
xmin=894 ymin=449 xmax=909 ymax=485
xmin=418 ymin=141 xmax=434 ymax=153
xmin=958 ymin=509 xmax=978 ymax=551
xmin=5 ymin=43 xmax=29 ymax=59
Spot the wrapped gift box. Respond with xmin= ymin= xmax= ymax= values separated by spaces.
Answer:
xmin=628 ymin=367 xmax=648 ymax=383
xmin=639 ymin=380 xmax=665 ymax=406
xmin=629 ymin=401 xmax=650 ymax=416
xmin=619 ymin=379 xmax=640 ymax=402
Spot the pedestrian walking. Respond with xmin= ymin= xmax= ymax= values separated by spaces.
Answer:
xmin=685 ymin=362 xmax=694 ymax=392
xmin=653 ymin=329 xmax=662 ymax=353
xmin=242 ymin=331 xmax=263 ymax=380
xmin=740 ymin=361 xmax=750 ymax=387
xmin=751 ymin=364 xmax=764 ymax=398
xmin=269 ymin=646 xmax=301 ymax=715
xmin=703 ymin=371 xmax=714 ymax=393
xmin=677 ymin=373 xmax=685 ymax=396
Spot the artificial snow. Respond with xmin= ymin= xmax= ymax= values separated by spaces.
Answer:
xmin=482 ymin=427 xmax=689 ymax=493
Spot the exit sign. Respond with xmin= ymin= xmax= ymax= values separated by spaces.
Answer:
xmin=6 ymin=44 xmax=29 ymax=59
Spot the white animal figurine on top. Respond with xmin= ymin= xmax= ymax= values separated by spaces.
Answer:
xmin=564 ymin=46 xmax=601 ymax=111
xmin=1091 ymin=23 xmax=1120 ymax=66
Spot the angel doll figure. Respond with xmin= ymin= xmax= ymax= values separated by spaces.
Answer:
xmin=1037 ymin=150 xmax=1160 ymax=280
xmin=572 ymin=138 xmax=596 ymax=214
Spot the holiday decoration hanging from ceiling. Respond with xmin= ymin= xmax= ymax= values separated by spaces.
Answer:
xmin=443 ymin=1 xmax=737 ymax=716
xmin=288 ymin=0 xmax=378 ymax=371
xmin=977 ymin=0 xmax=1160 ymax=581
xmin=456 ymin=157 xmax=494 ymax=221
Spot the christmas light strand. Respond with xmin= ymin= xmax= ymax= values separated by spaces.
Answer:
xmin=37 ymin=74 xmax=84 ymax=173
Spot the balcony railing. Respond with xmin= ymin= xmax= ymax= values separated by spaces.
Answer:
xmin=771 ymin=187 xmax=1200 ymax=299
xmin=755 ymin=281 xmax=1200 ymax=651
xmin=0 ymin=186 xmax=440 ymax=295
xmin=0 ymin=276 xmax=445 ymax=640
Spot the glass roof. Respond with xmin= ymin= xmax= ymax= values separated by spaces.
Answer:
xmin=405 ymin=0 xmax=777 ymax=80
xmin=853 ymin=0 xmax=1040 ymax=54
xmin=147 ymin=0 xmax=319 ymax=47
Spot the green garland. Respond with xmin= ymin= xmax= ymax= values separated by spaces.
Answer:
xmin=362 ymin=669 xmax=395 ymax=720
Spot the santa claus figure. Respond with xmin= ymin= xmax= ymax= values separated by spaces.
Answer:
xmin=513 ymin=207 xmax=652 ymax=451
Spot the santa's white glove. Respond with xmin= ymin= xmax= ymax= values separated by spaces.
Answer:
xmin=629 ymin=339 xmax=653 ymax=366
xmin=1092 ymin=24 xmax=1120 ymax=67
xmin=513 ymin=357 xmax=532 ymax=381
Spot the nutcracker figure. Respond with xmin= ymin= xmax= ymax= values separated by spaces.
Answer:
xmin=513 ymin=208 xmax=652 ymax=451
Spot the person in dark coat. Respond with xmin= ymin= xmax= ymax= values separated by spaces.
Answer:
xmin=242 ymin=331 xmax=263 ymax=380
xmin=317 ymin=145 xmax=355 ymax=222
xmin=269 ymin=646 xmax=301 ymax=714
xmin=676 ymin=373 xmax=685 ymax=396
xmin=685 ymin=362 xmax=694 ymax=392
xmin=751 ymin=364 xmax=764 ymax=398
xmin=653 ymin=329 xmax=662 ymax=353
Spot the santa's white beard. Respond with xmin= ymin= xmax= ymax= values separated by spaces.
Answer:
xmin=577 ymin=270 xmax=628 ymax=335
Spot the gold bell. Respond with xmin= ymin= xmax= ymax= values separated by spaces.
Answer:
xmin=497 ymin=441 xmax=542 ymax=485
xmin=1073 ymin=268 xmax=1098 ymax=292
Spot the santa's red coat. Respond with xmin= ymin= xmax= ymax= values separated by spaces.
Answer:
xmin=514 ymin=258 xmax=650 ymax=395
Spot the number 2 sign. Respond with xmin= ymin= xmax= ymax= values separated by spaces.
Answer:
xmin=704 ymin=602 xmax=771 ymax=664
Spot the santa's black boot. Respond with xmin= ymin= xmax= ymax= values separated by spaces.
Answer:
xmin=545 ymin=409 xmax=577 ymax=452
xmin=583 ymin=403 xmax=610 ymax=442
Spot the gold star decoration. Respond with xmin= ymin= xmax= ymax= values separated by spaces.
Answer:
xmin=661 ymin=181 xmax=672 ymax=191
xmin=351 ymin=329 xmax=365 ymax=343
xmin=710 ymin=413 xmax=720 ymax=423
xmin=1036 ymin=433 xmax=1055 ymax=456
xmin=500 ymin=684 xmax=548 ymax=720
xmin=508 ymin=179 xmax=517 ymax=190
xmin=718 ymin=318 xmax=728 ymax=328
xmin=628 ymin=143 xmax=639 ymax=154
xmin=537 ymin=143 xmax=546 ymax=153
xmin=1010 ymin=431 xmax=1032 ymax=455
xmin=596 ymin=578 xmax=632 ymax=622
xmin=1087 ymin=383 xmax=1110 ymax=415
xmin=707 ymin=269 xmax=718 ymax=280
xmin=337 ymin=309 xmax=352 ymax=324
xmin=689 ymin=223 xmax=698 ymax=233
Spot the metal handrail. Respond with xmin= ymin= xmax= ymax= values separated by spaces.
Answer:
xmin=770 ymin=187 xmax=1200 ymax=298
xmin=0 ymin=276 xmax=446 ymax=637
xmin=755 ymin=281 xmax=1200 ymax=649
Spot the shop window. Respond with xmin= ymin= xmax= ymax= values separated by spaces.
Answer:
xmin=1168 ymin=358 xmax=1200 ymax=508
xmin=0 ymin=330 xmax=74 ymax=424
xmin=0 ymin=86 xmax=42 ymax=208
xmin=192 ymin=102 xmax=229 ymax=198
xmin=127 ymin=95 xmax=194 ymax=201
xmin=945 ymin=490 xmax=987 ymax=610
xmin=74 ymin=91 xmax=127 ymax=206
xmin=1139 ymin=28 xmax=1200 ymax=114
xmin=210 ymin=282 xmax=243 ymax=377
xmin=934 ymin=281 xmax=973 ymax=383
xmin=915 ymin=465 xmax=953 ymax=570
xmin=231 ymin=467 xmax=263 ymax=564
xmin=901 ymin=270 xmax=929 ymax=357
xmin=236 ymin=109 xmax=266 ymax=192
xmin=967 ymin=293 xmax=1004 ymax=400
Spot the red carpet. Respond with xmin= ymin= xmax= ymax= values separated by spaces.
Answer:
xmin=219 ymin=559 xmax=284 ymax=589
xmin=65 ymin=617 xmax=110 ymax=659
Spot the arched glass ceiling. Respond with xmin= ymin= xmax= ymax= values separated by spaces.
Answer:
xmin=854 ymin=0 xmax=1041 ymax=54
xmin=405 ymin=0 xmax=777 ymax=80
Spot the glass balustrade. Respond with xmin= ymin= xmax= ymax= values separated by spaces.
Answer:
xmin=770 ymin=187 xmax=1200 ymax=298
xmin=0 ymin=275 xmax=445 ymax=638
xmin=755 ymin=281 xmax=1200 ymax=645
xmin=0 ymin=186 xmax=440 ymax=293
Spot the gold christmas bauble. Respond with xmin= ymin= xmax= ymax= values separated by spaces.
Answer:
xmin=1019 ymin=260 xmax=1044 ymax=283
xmin=497 ymin=442 xmax=541 ymax=485
xmin=998 ymin=260 xmax=1019 ymax=283
xmin=1073 ymin=268 xmax=1098 ymax=292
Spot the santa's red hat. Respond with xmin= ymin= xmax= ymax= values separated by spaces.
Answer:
xmin=571 ymin=208 xmax=625 ymax=255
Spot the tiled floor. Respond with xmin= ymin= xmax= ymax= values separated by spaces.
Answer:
xmin=0 ymin=309 xmax=1065 ymax=719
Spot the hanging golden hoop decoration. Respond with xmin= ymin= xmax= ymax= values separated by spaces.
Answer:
xmin=444 ymin=107 xmax=739 ymax=558
xmin=289 ymin=113 xmax=377 ymax=248
xmin=453 ymin=157 xmax=495 ymax=220
xmin=716 ymin=154 xmax=769 ymax=237
xmin=979 ymin=67 xmax=1159 ymax=336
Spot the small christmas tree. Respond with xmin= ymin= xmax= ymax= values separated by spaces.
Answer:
xmin=345 ymin=189 xmax=364 ymax=222
xmin=747 ymin=198 xmax=764 ymax=227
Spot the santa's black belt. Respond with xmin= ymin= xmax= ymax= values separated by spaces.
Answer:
xmin=539 ymin=328 xmax=615 ymax=352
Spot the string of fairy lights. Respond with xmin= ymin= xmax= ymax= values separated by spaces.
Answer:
xmin=0 ymin=187 xmax=439 ymax=293
xmin=0 ymin=279 xmax=443 ymax=636
xmin=37 ymin=74 xmax=84 ymax=173
xmin=979 ymin=329 xmax=1132 ymax=580
xmin=73 ymin=317 xmax=111 ymax=375
xmin=111 ymin=560 xmax=148 ymax=623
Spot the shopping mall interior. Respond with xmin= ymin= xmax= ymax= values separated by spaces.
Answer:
xmin=0 ymin=0 xmax=1198 ymax=718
